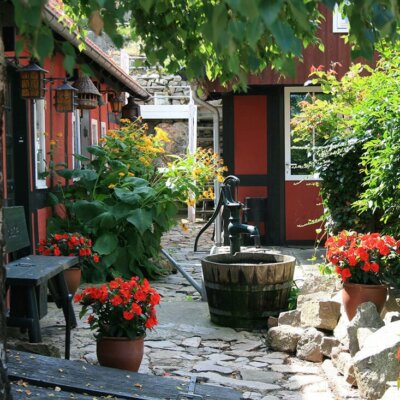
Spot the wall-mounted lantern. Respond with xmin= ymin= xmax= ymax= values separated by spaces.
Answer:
xmin=54 ymin=80 xmax=78 ymax=113
xmin=109 ymin=93 xmax=124 ymax=113
xmin=121 ymin=96 xmax=140 ymax=121
xmin=18 ymin=60 xmax=48 ymax=99
xmin=73 ymin=75 xmax=101 ymax=110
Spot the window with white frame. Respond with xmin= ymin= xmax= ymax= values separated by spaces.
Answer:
xmin=91 ymin=119 xmax=99 ymax=146
xmin=100 ymin=121 xmax=107 ymax=138
xmin=284 ymin=86 xmax=328 ymax=180
xmin=33 ymin=99 xmax=47 ymax=189
xmin=333 ymin=3 xmax=349 ymax=33
xmin=72 ymin=110 xmax=81 ymax=169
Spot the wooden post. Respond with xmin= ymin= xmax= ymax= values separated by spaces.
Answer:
xmin=0 ymin=22 xmax=12 ymax=399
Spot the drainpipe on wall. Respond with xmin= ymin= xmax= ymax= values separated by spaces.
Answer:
xmin=191 ymin=84 xmax=222 ymax=246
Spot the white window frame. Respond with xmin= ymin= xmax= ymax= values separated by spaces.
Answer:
xmin=72 ymin=110 xmax=82 ymax=169
xmin=91 ymin=119 xmax=99 ymax=146
xmin=333 ymin=4 xmax=349 ymax=33
xmin=33 ymin=99 xmax=47 ymax=189
xmin=100 ymin=121 xmax=107 ymax=138
xmin=284 ymin=86 xmax=323 ymax=181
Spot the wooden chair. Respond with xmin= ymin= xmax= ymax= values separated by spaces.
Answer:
xmin=4 ymin=206 xmax=78 ymax=359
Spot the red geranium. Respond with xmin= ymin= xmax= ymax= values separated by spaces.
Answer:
xmin=325 ymin=230 xmax=400 ymax=285
xmin=37 ymin=232 xmax=100 ymax=269
xmin=74 ymin=277 xmax=160 ymax=339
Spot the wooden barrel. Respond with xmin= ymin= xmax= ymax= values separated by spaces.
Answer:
xmin=201 ymin=252 xmax=296 ymax=330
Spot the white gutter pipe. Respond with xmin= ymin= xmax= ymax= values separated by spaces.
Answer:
xmin=191 ymin=84 xmax=222 ymax=246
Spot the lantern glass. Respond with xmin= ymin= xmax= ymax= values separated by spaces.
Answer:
xmin=18 ymin=61 xmax=48 ymax=99
xmin=55 ymin=81 xmax=77 ymax=113
xmin=109 ymin=94 xmax=124 ymax=113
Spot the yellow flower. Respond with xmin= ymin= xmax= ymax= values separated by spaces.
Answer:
xmin=186 ymin=198 xmax=196 ymax=207
xmin=217 ymin=175 xmax=224 ymax=183
xmin=118 ymin=172 xmax=125 ymax=177
xmin=180 ymin=222 xmax=189 ymax=233
xmin=49 ymin=139 xmax=57 ymax=146
xmin=154 ymin=127 xmax=171 ymax=142
xmin=56 ymin=132 xmax=63 ymax=138
xmin=128 ymin=172 xmax=135 ymax=176
xmin=108 ymin=184 xmax=116 ymax=189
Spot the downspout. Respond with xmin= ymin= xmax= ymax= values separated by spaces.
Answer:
xmin=191 ymin=84 xmax=222 ymax=246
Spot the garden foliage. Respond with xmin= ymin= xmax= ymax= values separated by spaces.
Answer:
xmin=292 ymin=42 xmax=400 ymax=236
xmin=48 ymin=120 xmax=226 ymax=281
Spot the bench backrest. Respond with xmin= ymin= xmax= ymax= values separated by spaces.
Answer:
xmin=3 ymin=206 xmax=31 ymax=253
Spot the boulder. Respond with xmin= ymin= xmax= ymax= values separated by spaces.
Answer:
xmin=297 ymin=291 xmax=331 ymax=307
xmin=357 ymin=328 xmax=378 ymax=350
xmin=267 ymin=317 xmax=278 ymax=329
xmin=8 ymin=341 xmax=61 ymax=358
xmin=321 ymin=336 xmax=341 ymax=358
xmin=348 ymin=302 xmax=384 ymax=356
xmin=383 ymin=311 xmax=400 ymax=325
xmin=267 ymin=326 xmax=304 ymax=353
xmin=383 ymin=287 xmax=400 ymax=314
xmin=299 ymin=274 xmax=340 ymax=295
xmin=296 ymin=327 xmax=324 ymax=362
xmin=278 ymin=310 xmax=301 ymax=327
xmin=300 ymin=300 xmax=341 ymax=330
xmin=333 ymin=314 xmax=350 ymax=348
xmin=353 ymin=320 xmax=400 ymax=400
xmin=331 ymin=350 xmax=356 ymax=386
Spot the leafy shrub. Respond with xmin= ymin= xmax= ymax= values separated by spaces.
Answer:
xmin=48 ymin=120 xmax=225 ymax=281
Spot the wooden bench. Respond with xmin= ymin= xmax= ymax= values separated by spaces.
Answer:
xmin=8 ymin=350 xmax=241 ymax=399
xmin=4 ymin=206 xmax=78 ymax=359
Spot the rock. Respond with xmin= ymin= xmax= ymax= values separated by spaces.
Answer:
xmin=267 ymin=317 xmax=278 ymax=329
xmin=299 ymin=274 xmax=340 ymax=295
xmin=383 ymin=287 xmax=400 ymax=313
xmin=333 ymin=314 xmax=350 ymax=348
xmin=357 ymin=328 xmax=377 ymax=350
xmin=353 ymin=320 xmax=400 ymax=400
xmin=297 ymin=292 xmax=332 ymax=307
xmin=321 ymin=336 xmax=340 ymax=358
xmin=347 ymin=302 xmax=384 ymax=356
xmin=278 ymin=310 xmax=301 ymax=327
xmin=379 ymin=382 xmax=399 ymax=400
xmin=331 ymin=351 xmax=356 ymax=386
xmin=192 ymin=360 xmax=234 ymax=374
xmin=230 ymin=340 xmax=263 ymax=352
xmin=383 ymin=311 xmax=400 ymax=325
xmin=267 ymin=326 xmax=304 ymax=353
xmin=181 ymin=337 xmax=201 ymax=348
xmin=239 ymin=369 xmax=284 ymax=383
xmin=300 ymin=300 xmax=341 ymax=330
xmin=296 ymin=328 xmax=325 ymax=362
xmin=270 ymin=364 xmax=321 ymax=375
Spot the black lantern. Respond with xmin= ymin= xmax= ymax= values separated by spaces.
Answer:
xmin=18 ymin=60 xmax=48 ymax=99
xmin=121 ymin=96 xmax=140 ymax=121
xmin=55 ymin=80 xmax=77 ymax=113
xmin=73 ymin=75 xmax=101 ymax=110
xmin=109 ymin=93 xmax=124 ymax=113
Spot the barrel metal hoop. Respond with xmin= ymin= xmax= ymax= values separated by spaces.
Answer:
xmin=204 ymin=280 xmax=293 ymax=291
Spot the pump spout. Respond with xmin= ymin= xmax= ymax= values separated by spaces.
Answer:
xmin=228 ymin=223 xmax=260 ymax=254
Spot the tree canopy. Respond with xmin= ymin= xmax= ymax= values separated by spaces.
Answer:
xmin=10 ymin=0 xmax=400 ymax=87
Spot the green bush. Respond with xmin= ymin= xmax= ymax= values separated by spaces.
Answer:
xmin=48 ymin=120 xmax=225 ymax=281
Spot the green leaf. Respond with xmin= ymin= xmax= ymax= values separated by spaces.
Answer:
xmin=48 ymin=192 xmax=60 ymax=206
xmin=86 ymin=146 xmax=107 ymax=157
xmin=73 ymin=154 xmax=90 ymax=162
xmin=270 ymin=20 xmax=302 ymax=55
xmin=93 ymin=232 xmax=119 ymax=255
xmin=36 ymin=26 xmax=54 ymax=60
xmin=260 ymin=0 xmax=282 ymax=27
xmin=15 ymin=40 xmax=24 ymax=57
xmin=114 ymin=188 xmax=141 ymax=206
xmin=90 ymin=212 xmax=117 ymax=229
xmin=72 ymin=200 xmax=106 ymax=220
xmin=56 ymin=169 xmax=74 ymax=180
xmin=72 ymin=169 xmax=98 ymax=181
xmin=63 ymin=55 xmax=75 ymax=75
xmin=126 ymin=209 xmax=152 ymax=234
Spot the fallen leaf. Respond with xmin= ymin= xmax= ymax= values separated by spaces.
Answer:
xmin=133 ymin=383 xmax=142 ymax=388
xmin=54 ymin=386 xmax=62 ymax=392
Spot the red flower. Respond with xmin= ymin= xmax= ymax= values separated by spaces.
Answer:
xmin=76 ymin=277 xmax=160 ymax=338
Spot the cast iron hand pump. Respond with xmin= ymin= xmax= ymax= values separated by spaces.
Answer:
xmin=194 ymin=175 xmax=260 ymax=254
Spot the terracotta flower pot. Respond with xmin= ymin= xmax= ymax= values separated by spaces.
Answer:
xmin=96 ymin=336 xmax=144 ymax=372
xmin=342 ymin=282 xmax=388 ymax=321
xmin=63 ymin=267 xmax=82 ymax=295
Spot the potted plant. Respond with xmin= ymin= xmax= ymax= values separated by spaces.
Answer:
xmin=74 ymin=277 xmax=160 ymax=371
xmin=37 ymin=233 xmax=100 ymax=294
xmin=323 ymin=230 xmax=400 ymax=320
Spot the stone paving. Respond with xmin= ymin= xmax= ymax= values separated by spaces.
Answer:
xmin=9 ymin=219 xmax=360 ymax=399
